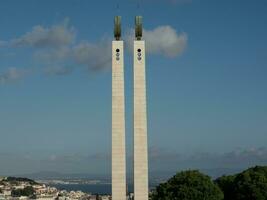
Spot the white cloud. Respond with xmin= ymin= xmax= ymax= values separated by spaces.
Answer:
xmin=126 ymin=26 xmax=187 ymax=57
xmin=7 ymin=19 xmax=112 ymax=76
xmin=11 ymin=18 xmax=75 ymax=48
xmin=144 ymin=26 xmax=187 ymax=57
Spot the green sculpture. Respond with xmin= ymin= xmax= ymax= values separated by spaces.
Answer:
xmin=114 ymin=16 xmax=121 ymax=40
xmin=135 ymin=16 xmax=142 ymax=40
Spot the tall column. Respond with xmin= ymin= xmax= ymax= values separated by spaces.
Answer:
xmin=134 ymin=40 xmax=149 ymax=200
xmin=112 ymin=40 xmax=126 ymax=200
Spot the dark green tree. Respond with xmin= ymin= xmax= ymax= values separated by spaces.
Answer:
xmin=215 ymin=175 xmax=236 ymax=200
xmin=12 ymin=186 xmax=35 ymax=197
xmin=5 ymin=177 xmax=37 ymax=185
xmin=216 ymin=166 xmax=267 ymax=200
xmin=151 ymin=170 xmax=224 ymax=200
xmin=232 ymin=166 xmax=267 ymax=200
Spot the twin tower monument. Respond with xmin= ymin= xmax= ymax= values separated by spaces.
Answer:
xmin=112 ymin=16 xmax=148 ymax=200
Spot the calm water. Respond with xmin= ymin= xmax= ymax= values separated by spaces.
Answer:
xmin=49 ymin=184 xmax=135 ymax=195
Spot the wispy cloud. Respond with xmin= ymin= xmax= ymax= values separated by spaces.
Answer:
xmin=148 ymin=147 xmax=267 ymax=172
xmin=0 ymin=18 xmax=188 ymax=84
xmin=0 ymin=67 xmax=30 ymax=84
xmin=11 ymin=18 xmax=75 ymax=48
xmin=149 ymin=146 xmax=181 ymax=162
xmin=33 ymin=39 xmax=111 ymax=74
xmin=46 ymin=152 xmax=110 ymax=163
xmin=72 ymin=39 xmax=111 ymax=71
xmin=34 ymin=46 xmax=71 ymax=63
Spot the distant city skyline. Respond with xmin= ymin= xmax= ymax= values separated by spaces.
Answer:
xmin=0 ymin=0 xmax=267 ymax=175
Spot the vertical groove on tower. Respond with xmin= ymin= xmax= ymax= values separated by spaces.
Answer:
xmin=112 ymin=41 xmax=126 ymax=200
xmin=134 ymin=40 xmax=149 ymax=200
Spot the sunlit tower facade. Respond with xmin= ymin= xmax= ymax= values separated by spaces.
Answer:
xmin=133 ymin=16 xmax=149 ymax=200
xmin=112 ymin=16 xmax=126 ymax=200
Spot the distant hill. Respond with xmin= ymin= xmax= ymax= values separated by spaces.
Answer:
xmin=15 ymin=171 xmax=110 ymax=181
xmin=1 ymin=177 xmax=38 ymax=185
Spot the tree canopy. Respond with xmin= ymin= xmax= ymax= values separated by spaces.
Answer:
xmin=5 ymin=177 xmax=37 ymax=185
xmin=11 ymin=186 xmax=35 ymax=197
xmin=151 ymin=170 xmax=224 ymax=200
xmin=215 ymin=174 xmax=236 ymax=200
xmin=216 ymin=166 xmax=267 ymax=200
xmin=152 ymin=166 xmax=267 ymax=200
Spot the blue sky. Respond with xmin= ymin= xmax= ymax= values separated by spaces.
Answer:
xmin=0 ymin=0 xmax=267 ymax=175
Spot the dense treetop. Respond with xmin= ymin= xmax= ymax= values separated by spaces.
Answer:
xmin=11 ymin=186 xmax=35 ymax=197
xmin=216 ymin=166 xmax=267 ymax=200
xmin=151 ymin=170 xmax=223 ymax=200
xmin=152 ymin=166 xmax=267 ymax=200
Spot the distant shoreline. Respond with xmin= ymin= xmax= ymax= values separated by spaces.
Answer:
xmin=48 ymin=183 xmax=112 ymax=195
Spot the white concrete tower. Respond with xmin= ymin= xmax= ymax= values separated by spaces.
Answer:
xmin=133 ymin=16 xmax=149 ymax=200
xmin=112 ymin=16 xmax=126 ymax=200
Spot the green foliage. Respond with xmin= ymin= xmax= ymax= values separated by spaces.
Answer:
xmin=5 ymin=177 xmax=37 ymax=185
xmin=151 ymin=170 xmax=224 ymax=200
xmin=11 ymin=186 xmax=35 ymax=197
xmin=233 ymin=166 xmax=267 ymax=200
xmin=215 ymin=175 xmax=236 ymax=200
xmin=216 ymin=166 xmax=267 ymax=200
xmin=0 ymin=188 xmax=2 ymax=193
